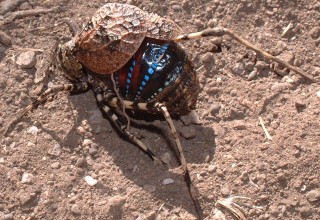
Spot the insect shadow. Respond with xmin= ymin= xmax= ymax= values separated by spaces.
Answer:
xmin=57 ymin=87 xmax=217 ymax=217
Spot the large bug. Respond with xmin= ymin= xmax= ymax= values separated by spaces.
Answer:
xmin=3 ymin=3 xmax=314 ymax=219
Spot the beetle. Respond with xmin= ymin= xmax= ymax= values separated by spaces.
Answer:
xmin=3 ymin=3 xmax=313 ymax=219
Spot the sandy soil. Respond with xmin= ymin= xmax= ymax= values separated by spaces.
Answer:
xmin=0 ymin=0 xmax=319 ymax=219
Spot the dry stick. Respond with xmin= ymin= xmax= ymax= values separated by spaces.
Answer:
xmin=0 ymin=8 xmax=58 ymax=26
xmin=258 ymin=116 xmax=272 ymax=140
xmin=175 ymin=27 xmax=315 ymax=82
xmin=11 ymin=46 xmax=44 ymax=52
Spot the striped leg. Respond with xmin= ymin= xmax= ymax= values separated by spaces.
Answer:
xmin=174 ymin=28 xmax=314 ymax=82
xmin=155 ymin=103 xmax=187 ymax=169
xmin=155 ymin=103 xmax=203 ymax=218
xmin=94 ymin=88 xmax=162 ymax=163
xmin=3 ymin=82 xmax=89 ymax=136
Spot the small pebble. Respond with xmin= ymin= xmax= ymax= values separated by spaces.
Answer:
xmin=71 ymin=204 xmax=81 ymax=215
xmin=162 ymin=178 xmax=174 ymax=185
xmin=160 ymin=153 xmax=172 ymax=165
xmin=230 ymin=89 xmax=237 ymax=97
xmin=295 ymin=100 xmax=306 ymax=109
xmin=75 ymin=158 xmax=86 ymax=167
xmin=51 ymin=162 xmax=61 ymax=169
xmin=197 ymin=173 xmax=204 ymax=182
xmin=232 ymin=120 xmax=247 ymax=130
xmin=76 ymin=126 xmax=86 ymax=135
xmin=209 ymin=103 xmax=221 ymax=115
xmin=84 ymin=175 xmax=98 ymax=186
xmin=207 ymin=18 xmax=218 ymax=28
xmin=16 ymin=51 xmax=36 ymax=68
xmin=172 ymin=5 xmax=182 ymax=11
xmin=248 ymin=69 xmax=258 ymax=80
xmin=179 ymin=126 xmax=196 ymax=139
xmin=27 ymin=126 xmax=39 ymax=135
xmin=132 ymin=165 xmax=138 ymax=173
xmin=143 ymin=184 xmax=156 ymax=193
xmin=2 ymin=213 xmax=14 ymax=220
xmin=21 ymin=172 xmax=34 ymax=184
xmin=207 ymin=165 xmax=216 ymax=172
xmin=306 ymin=189 xmax=320 ymax=202
xmin=180 ymin=110 xmax=201 ymax=125
xmin=309 ymin=26 xmax=320 ymax=39
xmin=232 ymin=62 xmax=245 ymax=75
xmin=316 ymin=90 xmax=320 ymax=97
xmin=300 ymin=205 xmax=312 ymax=217
xmin=82 ymin=139 xmax=93 ymax=146
xmin=201 ymin=52 xmax=215 ymax=64
xmin=107 ymin=196 xmax=126 ymax=210
xmin=271 ymin=82 xmax=293 ymax=92
xmin=255 ymin=60 xmax=268 ymax=70
xmin=221 ymin=187 xmax=230 ymax=196
xmin=0 ymin=157 xmax=5 ymax=164
xmin=277 ymin=173 xmax=287 ymax=183
xmin=48 ymin=144 xmax=62 ymax=156
xmin=27 ymin=142 xmax=35 ymax=147
xmin=88 ymin=147 xmax=98 ymax=156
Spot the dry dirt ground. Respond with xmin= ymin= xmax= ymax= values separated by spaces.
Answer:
xmin=0 ymin=0 xmax=320 ymax=219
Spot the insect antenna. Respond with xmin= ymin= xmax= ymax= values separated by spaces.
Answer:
xmin=174 ymin=27 xmax=315 ymax=82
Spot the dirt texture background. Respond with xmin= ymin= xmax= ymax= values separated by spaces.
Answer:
xmin=0 ymin=0 xmax=320 ymax=219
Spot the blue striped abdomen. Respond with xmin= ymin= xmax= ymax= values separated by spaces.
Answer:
xmin=115 ymin=39 xmax=199 ymax=114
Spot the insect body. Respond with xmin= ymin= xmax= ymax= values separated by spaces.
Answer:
xmin=60 ymin=39 xmax=200 ymax=162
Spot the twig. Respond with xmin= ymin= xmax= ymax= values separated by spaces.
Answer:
xmin=258 ymin=116 xmax=272 ymax=140
xmin=282 ymin=22 xmax=293 ymax=37
xmin=0 ymin=8 xmax=58 ymax=26
xmin=11 ymin=46 xmax=44 ymax=52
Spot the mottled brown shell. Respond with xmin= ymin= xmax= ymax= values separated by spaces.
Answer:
xmin=72 ymin=3 xmax=182 ymax=74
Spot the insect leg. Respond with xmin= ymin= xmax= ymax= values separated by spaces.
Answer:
xmin=3 ymin=82 xmax=89 ymax=136
xmin=94 ymin=88 xmax=162 ymax=163
xmin=155 ymin=103 xmax=187 ymax=169
xmin=174 ymin=28 xmax=314 ymax=82
xmin=155 ymin=102 xmax=203 ymax=218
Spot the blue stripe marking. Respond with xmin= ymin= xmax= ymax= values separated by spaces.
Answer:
xmin=162 ymin=44 xmax=169 ymax=49
xmin=144 ymin=75 xmax=149 ymax=81
xmin=141 ymin=81 xmax=146 ymax=86
xmin=127 ymin=79 xmax=130 ymax=83
xmin=151 ymin=63 xmax=157 ymax=69
xmin=148 ymin=68 xmax=154 ymax=75
xmin=128 ymin=73 xmax=132 ymax=78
